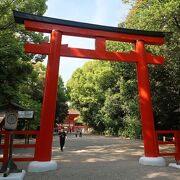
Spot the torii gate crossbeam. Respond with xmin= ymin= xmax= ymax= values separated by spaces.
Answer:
xmin=13 ymin=11 xmax=165 ymax=162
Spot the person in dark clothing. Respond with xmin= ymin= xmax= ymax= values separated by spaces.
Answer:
xmin=58 ymin=129 xmax=66 ymax=151
xmin=79 ymin=129 xmax=82 ymax=137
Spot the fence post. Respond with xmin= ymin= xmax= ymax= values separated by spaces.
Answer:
xmin=156 ymin=131 xmax=160 ymax=156
xmin=3 ymin=131 xmax=10 ymax=163
xmin=34 ymin=131 xmax=40 ymax=161
xmin=174 ymin=131 xmax=180 ymax=163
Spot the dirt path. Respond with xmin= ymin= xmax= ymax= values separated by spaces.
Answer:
xmin=3 ymin=134 xmax=180 ymax=180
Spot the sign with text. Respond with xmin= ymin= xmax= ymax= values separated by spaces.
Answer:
xmin=18 ymin=111 xmax=34 ymax=119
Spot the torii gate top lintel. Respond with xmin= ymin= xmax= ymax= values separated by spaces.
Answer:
xmin=13 ymin=11 xmax=165 ymax=65
xmin=13 ymin=11 xmax=165 ymax=45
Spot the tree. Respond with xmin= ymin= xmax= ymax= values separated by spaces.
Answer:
xmin=67 ymin=61 xmax=110 ymax=132
xmin=18 ymin=62 xmax=68 ymax=129
xmin=0 ymin=0 xmax=48 ymax=104
xmin=123 ymin=0 xmax=180 ymax=130
xmin=0 ymin=1 xmax=70 ymax=130
xmin=55 ymin=77 xmax=69 ymax=124
xmin=68 ymin=0 xmax=180 ymax=137
xmin=17 ymin=62 xmax=46 ymax=129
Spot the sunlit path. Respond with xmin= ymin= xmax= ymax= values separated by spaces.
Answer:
xmin=21 ymin=134 xmax=179 ymax=180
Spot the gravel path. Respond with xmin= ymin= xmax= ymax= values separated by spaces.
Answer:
xmin=2 ymin=134 xmax=180 ymax=180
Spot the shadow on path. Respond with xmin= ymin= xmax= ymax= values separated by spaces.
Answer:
xmin=2 ymin=134 xmax=179 ymax=180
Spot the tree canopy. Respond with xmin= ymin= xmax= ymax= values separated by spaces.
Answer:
xmin=18 ymin=63 xmax=68 ymax=129
xmin=55 ymin=77 xmax=69 ymax=124
xmin=0 ymin=0 xmax=48 ymax=103
xmin=67 ymin=0 xmax=180 ymax=137
xmin=123 ymin=0 xmax=180 ymax=130
xmin=0 ymin=0 xmax=69 ymax=129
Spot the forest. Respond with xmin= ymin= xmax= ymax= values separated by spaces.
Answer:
xmin=67 ymin=0 xmax=180 ymax=137
xmin=0 ymin=0 xmax=68 ymax=130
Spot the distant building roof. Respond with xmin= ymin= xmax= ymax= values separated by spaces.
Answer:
xmin=68 ymin=109 xmax=80 ymax=115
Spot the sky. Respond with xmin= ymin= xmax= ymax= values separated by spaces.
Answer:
xmin=44 ymin=0 xmax=130 ymax=84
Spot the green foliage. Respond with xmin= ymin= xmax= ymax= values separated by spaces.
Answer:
xmin=67 ymin=60 xmax=141 ymax=136
xmin=0 ymin=0 xmax=47 ymax=105
xmin=17 ymin=62 xmax=46 ymax=129
xmin=124 ymin=0 xmax=180 ymax=129
xmin=55 ymin=77 xmax=69 ymax=124
xmin=17 ymin=93 xmax=42 ymax=130
xmin=0 ymin=0 xmax=50 ymax=130
xmin=67 ymin=61 xmax=110 ymax=132
xmin=0 ymin=0 xmax=69 ymax=131
xmin=68 ymin=0 xmax=180 ymax=137
xmin=17 ymin=63 xmax=68 ymax=129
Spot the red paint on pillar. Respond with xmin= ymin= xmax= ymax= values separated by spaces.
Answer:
xmin=175 ymin=131 xmax=180 ymax=162
xmin=35 ymin=30 xmax=62 ymax=161
xmin=136 ymin=41 xmax=158 ymax=157
xmin=95 ymin=37 xmax=106 ymax=51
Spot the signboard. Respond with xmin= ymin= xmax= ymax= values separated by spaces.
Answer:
xmin=18 ymin=111 xmax=34 ymax=119
xmin=5 ymin=112 xmax=18 ymax=130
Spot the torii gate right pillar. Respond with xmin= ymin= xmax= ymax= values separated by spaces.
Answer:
xmin=136 ymin=41 xmax=165 ymax=166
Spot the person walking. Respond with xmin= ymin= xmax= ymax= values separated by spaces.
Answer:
xmin=79 ymin=129 xmax=82 ymax=137
xmin=58 ymin=129 xmax=66 ymax=152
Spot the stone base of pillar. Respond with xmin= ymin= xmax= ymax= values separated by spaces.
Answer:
xmin=0 ymin=170 xmax=26 ymax=180
xmin=169 ymin=163 xmax=180 ymax=169
xmin=28 ymin=160 xmax=57 ymax=172
xmin=139 ymin=156 xmax=166 ymax=166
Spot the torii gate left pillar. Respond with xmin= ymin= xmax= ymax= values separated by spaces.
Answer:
xmin=26 ymin=30 xmax=62 ymax=172
xmin=34 ymin=30 xmax=62 ymax=161
xmin=13 ymin=11 xmax=166 ymax=171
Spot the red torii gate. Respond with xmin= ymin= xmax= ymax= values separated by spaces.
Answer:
xmin=14 ymin=11 xmax=165 ymax=162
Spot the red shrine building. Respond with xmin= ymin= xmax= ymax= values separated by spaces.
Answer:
xmin=57 ymin=109 xmax=88 ymax=133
